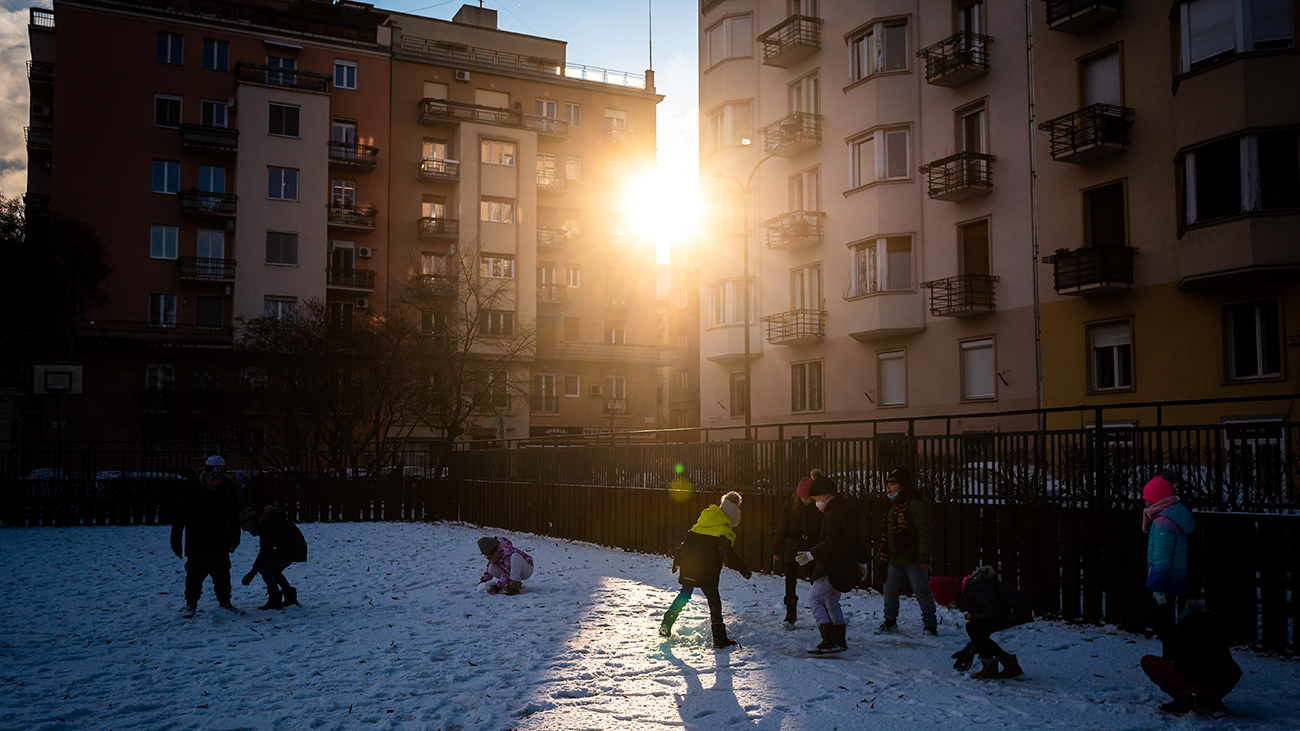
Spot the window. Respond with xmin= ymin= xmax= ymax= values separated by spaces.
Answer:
xmin=200 ymin=100 xmax=227 ymax=128
xmin=1225 ymin=299 xmax=1282 ymax=380
xmin=729 ymin=372 xmax=747 ymax=418
xmin=199 ymin=165 xmax=226 ymax=193
xmin=197 ymin=230 xmax=224 ymax=272
xmin=1080 ymin=47 xmax=1121 ymax=107
xmin=156 ymin=32 xmax=183 ymax=65
xmin=678 ymin=329 xmax=689 ymax=348
xmin=148 ymin=225 xmax=178 ymax=260
xmin=420 ymin=252 xmax=447 ymax=277
xmin=791 ymin=360 xmax=824 ymax=413
xmin=563 ymin=215 xmax=582 ymax=235
xmin=196 ymin=296 xmax=223 ymax=330
xmin=679 ymin=370 xmax=690 ymax=390
xmin=677 ymin=288 xmax=689 ymax=308
xmin=332 ymin=180 xmax=356 ymax=209
xmin=154 ymin=95 xmax=182 ymax=128
xmin=148 ymin=292 xmax=177 ymax=327
xmin=333 ymin=119 xmax=357 ymax=144
xmin=789 ymin=71 xmax=819 ymax=116
xmin=1088 ymin=321 xmax=1133 ymax=391
xmin=605 ymin=375 xmax=628 ymax=400
xmin=269 ymin=104 xmax=300 ymax=137
xmin=480 ymin=256 xmax=515 ymax=279
xmin=708 ymin=279 xmax=753 ymax=327
xmin=789 ymin=167 xmax=821 ymax=212
xmin=151 ymin=160 xmax=180 ymax=194
xmin=1183 ymin=131 xmax=1300 ymax=225
xmin=265 ymin=231 xmax=298 ymax=265
xmin=563 ymin=374 xmax=580 ymax=397
xmin=1084 ymin=182 xmax=1127 ymax=247
xmin=960 ymin=220 xmax=991 ymax=276
xmin=1177 ymin=0 xmax=1295 ymax=74
xmin=481 ymin=311 xmax=516 ymax=337
xmin=713 ymin=191 xmax=748 ymax=237
xmin=422 ymin=199 xmax=447 ymax=219
xmin=535 ymin=98 xmax=558 ymax=118
xmin=605 ymin=108 xmax=627 ymax=130
xmin=423 ymin=138 xmax=449 ymax=160
xmin=851 ymin=237 xmax=912 ymax=296
xmin=202 ymin=39 xmax=228 ymax=71
xmin=537 ymin=153 xmax=558 ymax=182
xmin=481 ymin=139 xmax=516 ymax=166
xmin=146 ymin=364 xmax=175 ymax=391
xmin=480 ymin=199 xmax=515 ymax=223
xmin=267 ymin=167 xmax=299 ymax=200
xmin=959 ymin=102 xmax=987 ymax=154
xmin=264 ymin=298 xmax=297 ymax=321
xmin=334 ymin=60 xmax=357 ymax=89
xmin=878 ymin=350 xmax=906 ymax=406
xmin=962 ymin=339 xmax=996 ymax=400
xmin=706 ymin=102 xmax=752 ymax=152
xmin=563 ymin=317 xmax=581 ymax=341
xmin=851 ymin=128 xmax=910 ymax=187
xmin=565 ymin=264 xmax=581 ymax=288
xmin=565 ymin=156 xmax=582 ymax=180
xmin=706 ymin=14 xmax=752 ymax=68
xmin=606 ymin=162 xmax=627 ymax=185
xmin=849 ymin=19 xmax=909 ymax=82
xmin=330 ymin=301 xmax=355 ymax=331
xmin=265 ymin=55 xmax=297 ymax=86
xmin=566 ymin=103 xmax=583 ymax=127
xmin=791 ymin=263 xmax=822 ymax=310
xmin=605 ymin=320 xmax=625 ymax=345
xmin=533 ymin=373 xmax=558 ymax=412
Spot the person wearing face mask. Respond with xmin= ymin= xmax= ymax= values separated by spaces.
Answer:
xmin=795 ymin=469 xmax=864 ymax=654
xmin=875 ymin=466 xmax=938 ymax=637
xmin=772 ymin=477 xmax=823 ymax=628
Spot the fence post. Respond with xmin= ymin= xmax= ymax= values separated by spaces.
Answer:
xmin=1094 ymin=407 xmax=1108 ymax=501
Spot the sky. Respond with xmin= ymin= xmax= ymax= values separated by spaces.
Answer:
xmin=0 ymin=0 xmax=702 ymax=259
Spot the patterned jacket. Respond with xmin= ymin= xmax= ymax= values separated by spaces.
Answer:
xmin=878 ymin=489 xmax=934 ymax=567
xmin=479 ymin=537 xmax=534 ymax=589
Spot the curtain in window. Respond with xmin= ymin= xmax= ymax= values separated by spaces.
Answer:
xmin=1187 ymin=0 xmax=1236 ymax=65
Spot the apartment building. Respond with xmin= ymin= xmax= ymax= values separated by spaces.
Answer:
xmin=668 ymin=239 xmax=703 ymax=432
xmin=697 ymin=0 xmax=1039 ymax=434
xmin=1034 ymin=1 xmax=1299 ymax=432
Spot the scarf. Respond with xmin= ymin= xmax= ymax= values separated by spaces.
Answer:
xmin=1142 ymin=496 xmax=1179 ymax=534
xmin=878 ymin=497 xmax=913 ymax=561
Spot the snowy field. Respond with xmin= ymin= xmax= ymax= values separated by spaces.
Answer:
xmin=1 ymin=522 xmax=1297 ymax=731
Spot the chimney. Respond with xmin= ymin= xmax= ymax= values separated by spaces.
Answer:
xmin=452 ymin=4 xmax=498 ymax=29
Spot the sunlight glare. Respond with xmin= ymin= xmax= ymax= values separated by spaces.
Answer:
xmin=623 ymin=164 xmax=702 ymax=264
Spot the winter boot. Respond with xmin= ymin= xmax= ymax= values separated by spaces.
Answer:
xmin=999 ymin=654 xmax=1024 ymax=679
xmin=711 ymin=622 xmax=737 ymax=648
xmin=808 ymin=623 xmax=841 ymax=654
xmin=282 ymin=586 xmax=299 ymax=607
xmin=833 ymin=624 xmax=848 ymax=651
xmin=504 ymin=580 xmax=523 ymax=596
xmin=1193 ymin=696 xmax=1230 ymax=719
xmin=1158 ymin=695 xmax=1195 ymax=716
xmin=923 ymin=625 xmax=939 ymax=637
xmin=659 ymin=608 xmax=681 ymax=638
xmin=971 ymin=657 xmax=1002 ymax=680
xmin=259 ymin=590 xmax=284 ymax=611
xmin=219 ymin=601 xmax=243 ymax=614
xmin=875 ymin=618 xmax=897 ymax=634
xmin=181 ymin=603 xmax=197 ymax=619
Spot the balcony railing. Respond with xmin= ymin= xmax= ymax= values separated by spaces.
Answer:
xmin=536 ymin=341 xmax=672 ymax=364
xmin=537 ymin=172 xmax=566 ymax=194
xmin=761 ymin=309 xmax=827 ymax=345
xmin=178 ymin=256 xmax=236 ymax=281
xmin=23 ymin=193 xmax=50 ymax=218
xmin=414 ymin=273 xmax=455 ymax=298
xmin=419 ymin=158 xmax=460 ymax=181
xmin=537 ymin=227 xmax=569 ymax=248
xmin=235 ymin=62 xmax=331 ymax=93
xmin=327 ymin=204 xmax=377 ymax=229
xmin=326 ymin=268 xmax=377 ymax=291
xmin=328 ymin=141 xmax=379 ymax=170
xmin=756 ymin=14 xmax=822 ymax=68
xmin=603 ymin=127 xmax=637 ymax=145
xmin=25 ymin=126 xmax=52 ymax=150
xmin=1038 ymin=104 xmax=1134 ymax=164
xmin=537 ymin=283 xmax=567 ymax=303
xmin=919 ymin=151 xmax=995 ymax=201
xmin=603 ymin=290 xmax=635 ymax=307
xmin=179 ymin=190 xmax=237 ymax=218
xmin=527 ymin=116 xmax=569 ymax=138
xmin=1044 ymin=0 xmax=1123 ymax=33
xmin=918 ymin=32 xmax=993 ymax=87
xmin=30 ymin=7 xmax=53 ymax=29
xmin=74 ymin=319 xmax=233 ymax=346
xmin=763 ymin=210 xmax=825 ymax=251
xmin=761 ymin=112 xmax=823 ymax=157
xmin=398 ymin=36 xmax=647 ymax=90
xmin=27 ymin=60 xmax=54 ymax=83
xmin=417 ymin=217 xmax=459 ymax=239
xmin=1044 ymin=246 xmax=1136 ymax=296
xmin=180 ymin=124 xmax=239 ymax=154
xmin=921 ymin=274 xmax=1000 ymax=317
xmin=418 ymin=98 xmax=563 ymax=133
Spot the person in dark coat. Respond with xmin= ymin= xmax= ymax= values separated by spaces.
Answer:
xmin=172 ymin=455 xmax=242 ymax=617
xmin=239 ymin=505 xmax=308 ymax=610
xmin=876 ymin=466 xmax=938 ymax=636
xmin=795 ymin=469 xmax=863 ymax=654
xmin=941 ymin=565 xmax=1033 ymax=680
xmin=659 ymin=491 xmax=752 ymax=648
xmin=1140 ymin=598 xmax=1242 ymax=718
xmin=772 ymin=477 xmax=823 ymax=628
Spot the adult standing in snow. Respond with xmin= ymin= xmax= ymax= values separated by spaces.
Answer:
xmin=659 ymin=491 xmax=752 ymax=648
xmin=772 ymin=477 xmax=822 ymax=628
xmin=875 ymin=466 xmax=938 ymax=636
xmin=171 ymin=455 xmax=242 ymax=617
xmin=478 ymin=536 xmax=534 ymax=595
xmin=1139 ymin=597 xmax=1241 ymax=718
xmin=950 ymin=565 xmax=1033 ymax=680
xmin=795 ymin=470 xmax=862 ymax=654
xmin=1142 ymin=472 xmax=1196 ymax=655
xmin=239 ymin=505 xmax=308 ymax=610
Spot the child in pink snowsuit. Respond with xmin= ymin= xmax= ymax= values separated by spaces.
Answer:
xmin=478 ymin=536 xmax=534 ymax=595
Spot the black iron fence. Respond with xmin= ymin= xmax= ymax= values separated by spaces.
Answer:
xmin=921 ymin=273 xmax=999 ymax=316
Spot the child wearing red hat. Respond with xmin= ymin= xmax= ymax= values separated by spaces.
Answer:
xmin=772 ymin=477 xmax=822 ymax=628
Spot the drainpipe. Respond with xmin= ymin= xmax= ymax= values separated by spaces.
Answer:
xmin=1025 ymin=0 xmax=1045 ymax=431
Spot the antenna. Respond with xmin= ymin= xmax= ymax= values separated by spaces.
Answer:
xmin=648 ymin=0 xmax=653 ymax=72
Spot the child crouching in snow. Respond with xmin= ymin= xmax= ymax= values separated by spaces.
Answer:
xmin=477 ymin=536 xmax=534 ymax=595
xmin=660 ymin=491 xmax=752 ymax=648
xmin=930 ymin=566 xmax=1032 ymax=680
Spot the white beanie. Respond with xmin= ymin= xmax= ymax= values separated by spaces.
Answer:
xmin=719 ymin=499 xmax=740 ymax=527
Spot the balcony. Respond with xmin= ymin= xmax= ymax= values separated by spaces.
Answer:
xmin=417 ymin=217 xmax=459 ymax=240
xmin=604 ymin=127 xmax=638 ymax=146
xmin=763 ymin=210 xmax=825 ymax=251
xmin=537 ymin=172 xmax=566 ymax=195
xmin=920 ymin=151 xmax=995 ymax=201
xmin=418 ymin=98 xmax=563 ymax=134
xmin=537 ymin=283 xmax=567 ymax=304
xmin=178 ymin=256 xmax=236 ymax=281
xmin=921 ymin=274 xmax=1000 ymax=317
xmin=1044 ymin=0 xmax=1123 ymax=33
xmin=414 ymin=273 xmax=455 ymax=298
xmin=235 ymin=62 xmax=331 ymax=93
xmin=22 ymin=193 xmax=50 ymax=218
xmin=1044 ymin=246 xmax=1136 ymax=296
xmin=328 ymin=141 xmax=379 ymax=171
xmin=537 ymin=227 xmax=569 ymax=248
xmin=179 ymin=190 xmax=237 ymax=219
xmin=525 ymin=116 xmax=569 ymax=138
xmin=761 ymin=112 xmax=823 ymax=157
xmin=180 ymin=124 xmax=238 ymax=155
xmin=536 ymin=341 xmax=673 ymax=364
xmin=846 ymin=292 xmax=927 ymax=341
xmin=74 ymin=319 xmax=233 ymax=347
xmin=701 ymin=0 xmax=724 ymax=13
xmin=24 ymin=126 xmax=52 ymax=151
xmin=327 ymin=204 xmax=377 ymax=230
xmin=326 ymin=268 xmax=377 ymax=291
xmin=399 ymin=36 xmax=648 ymax=91
xmin=1038 ymin=104 xmax=1133 ymax=163
xmin=603 ymin=290 xmax=635 ymax=307
xmin=29 ymin=7 xmax=53 ymax=29
xmin=757 ymin=14 xmax=822 ymax=68
xmin=918 ymin=32 xmax=992 ymax=87
xmin=419 ymin=158 xmax=460 ymax=182
xmin=27 ymin=60 xmax=54 ymax=84
xmin=761 ymin=309 xmax=826 ymax=345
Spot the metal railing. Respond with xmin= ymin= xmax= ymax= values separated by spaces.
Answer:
xmin=763 ymin=210 xmax=825 ymax=250
xmin=1044 ymin=246 xmax=1137 ymax=294
xmin=73 ymin=319 xmax=233 ymax=345
xmin=537 ymin=227 xmax=569 ymax=248
xmin=326 ymin=268 xmax=376 ymax=290
xmin=178 ymin=256 xmax=236 ymax=280
xmin=418 ymin=98 xmax=555 ymax=130
xmin=536 ymin=341 xmax=671 ymax=363
xmin=537 ymin=283 xmax=567 ymax=303
xmin=30 ymin=7 xmax=53 ymax=28
xmin=1044 ymin=0 xmax=1124 ymax=29
xmin=921 ymin=274 xmax=1000 ymax=316
xmin=917 ymin=31 xmax=992 ymax=85
xmin=919 ymin=151 xmax=995 ymax=199
xmin=27 ymin=60 xmax=54 ymax=83
xmin=25 ymin=126 xmax=52 ymax=150
xmin=23 ymin=193 xmax=50 ymax=218
xmin=417 ymin=217 xmax=459 ymax=239
xmin=756 ymin=14 xmax=822 ymax=66
xmin=537 ymin=172 xmax=566 ymax=193
xmin=1038 ymin=104 xmax=1134 ymax=161
xmin=419 ymin=158 xmax=460 ymax=180
xmin=760 ymin=111 xmax=823 ymax=155
xmin=414 ymin=273 xmax=455 ymax=297
xmin=603 ymin=127 xmax=637 ymax=145
xmin=235 ymin=62 xmax=331 ymax=93
xmin=328 ymin=141 xmax=379 ymax=169
xmin=398 ymin=36 xmax=647 ymax=90
xmin=602 ymin=290 xmax=635 ymax=307
xmin=179 ymin=190 xmax=237 ymax=217
xmin=180 ymin=124 xmax=239 ymax=153
xmin=327 ymin=205 xmax=377 ymax=229
xmin=761 ymin=308 xmax=827 ymax=344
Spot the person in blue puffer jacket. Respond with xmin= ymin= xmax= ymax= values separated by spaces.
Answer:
xmin=1142 ymin=472 xmax=1196 ymax=656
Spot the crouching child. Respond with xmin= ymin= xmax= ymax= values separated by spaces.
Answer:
xmin=478 ymin=536 xmax=534 ymax=595
xmin=930 ymin=566 xmax=1033 ymax=680
xmin=240 ymin=505 xmax=308 ymax=610
xmin=1140 ymin=597 xmax=1241 ymax=718
xmin=660 ymin=492 xmax=752 ymax=648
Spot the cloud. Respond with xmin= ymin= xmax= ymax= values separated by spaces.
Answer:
xmin=0 ymin=7 xmax=31 ymax=198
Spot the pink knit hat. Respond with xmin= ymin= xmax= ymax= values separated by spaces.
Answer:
xmin=796 ymin=478 xmax=813 ymax=498
xmin=1143 ymin=474 xmax=1175 ymax=503
xmin=929 ymin=576 xmax=961 ymax=607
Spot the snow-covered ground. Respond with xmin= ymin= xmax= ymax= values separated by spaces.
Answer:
xmin=1 ymin=522 xmax=1296 ymax=731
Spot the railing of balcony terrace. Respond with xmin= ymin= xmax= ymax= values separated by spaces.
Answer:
xmin=328 ymin=141 xmax=379 ymax=168
xmin=180 ymin=124 xmax=239 ymax=153
xmin=418 ymin=217 xmax=459 ymax=238
xmin=537 ymin=284 xmax=567 ymax=303
xmin=327 ymin=205 xmax=377 ymax=228
xmin=178 ymin=256 xmax=236 ymax=280
xmin=921 ymin=274 xmax=1000 ymax=316
xmin=537 ymin=172 xmax=566 ymax=193
xmin=1038 ymin=104 xmax=1134 ymax=162
xmin=326 ymin=268 xmax=377 ymax=290
xmin=25 ymin=126 xmax=52 ymax=149
xmin=235 ymin=62 xmax=331 ymax=93
xmin=30 ymin=7 xmax=54 ymax=28
xmin=179 ymin=190 xmax=237 ymax=217
xmin=537 ymin=227 xmax=568 ymax=248
xmin=917 ymin=31 xmax=993 ymax=85
xmin=419 ymin=158 xmax=460 ymax=180
xmin=761 ymin=309 xmax=827 ymax=344
xmin=756 ymin=14 xmax=822 ymax=66
xmin=919 ymin=151 xmax=995 ymax=199
xmin=762 ymin=210 xmax=825 ymax=250
xmin=398 ymin=36 xmax=647 ymax=90
xmin=1044 ymin=246 xmax=1137 ymax=294
xmin=760 ymin=112 xmax=822 ymax=155
xmin=27 ymin=60 xmax=54 ymax=83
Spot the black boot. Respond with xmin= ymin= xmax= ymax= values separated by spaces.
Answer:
xmin=259 ymin=590 xmax=284 ymax=610
xmin=659 ymin=607 xmax=680 ymax=638
xmin=282 ymin=586 xmax=299 ymax=607
xmin=833 ymin=623 xmax=848 ymax=650
xmin=809 ymin=623 xmax=841 ymax=654
xmin=711 ymin=622 xmax=737 ymax=648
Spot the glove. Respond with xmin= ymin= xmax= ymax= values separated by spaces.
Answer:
xmin=241 ymin=572 xmax=255 ymax=587
xmin=1153 ymin=591 xmax=1167 ymax=605
xmin=486 ymin=584 xmax=502 ymax=595
xmin=952 ymin=646 xmax=975 ymax=672
xmin=172 ymin=540 xmax=183 ymax=559
xmin=795 ymin=551 xmax=814 ymax=566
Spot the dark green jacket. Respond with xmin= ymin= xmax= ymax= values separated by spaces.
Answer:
xmin=879 ymin=491 xmax=933 ymax=567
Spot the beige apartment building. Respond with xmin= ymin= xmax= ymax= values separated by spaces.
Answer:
xmin=697 ymin=0 xmax=1039 ymax=435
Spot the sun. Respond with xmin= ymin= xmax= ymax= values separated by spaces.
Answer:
xmin=622 ymin=164 xmax=703 ymax=263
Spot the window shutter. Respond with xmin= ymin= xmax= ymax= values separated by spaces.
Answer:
xmin=879 ymin=352 xmax=905 ymax=406
xmin=1090 ymin=321 xmax=1130 ymax=349
xmin=963 ymin=340 xmax=995 ymax=400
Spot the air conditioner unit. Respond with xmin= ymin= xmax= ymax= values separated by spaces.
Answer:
xmin=355 ymin=297 xmax=370 ymax=309
xmin=357 ymin=246 xmax=373 ymax=259
xmin=454 ymin=70 xmax=471 ymax=82
xmin=31 ymin=103 xmax=51 ymax=117
xmin=588 ymin=384 xmax=603 ymax=397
